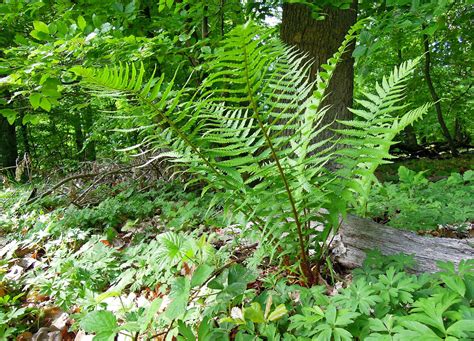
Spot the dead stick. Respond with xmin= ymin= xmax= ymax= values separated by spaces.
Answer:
xmin=25 ymin=165 xmax=135 ymax=206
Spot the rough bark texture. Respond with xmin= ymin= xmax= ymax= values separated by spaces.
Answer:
xmin=0 ymin=115 xmax=18 ymax=172
xmin=335 ymin=214 xmax=473 ymax=273
xmin=280 ymin=2 xmax=357 ymax=141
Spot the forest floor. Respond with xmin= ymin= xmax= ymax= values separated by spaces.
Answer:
xmin=1 ymin=155 xmax=473 ymax=340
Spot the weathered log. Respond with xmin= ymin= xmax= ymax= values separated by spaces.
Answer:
xmin=335 ymin=214 xmax=474 ymax=273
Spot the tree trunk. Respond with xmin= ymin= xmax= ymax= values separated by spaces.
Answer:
xmin=73 ymin=114 xmax=85 ymax=160
xmin=19 ymin=113 xmax=31 ymax=156
xmin=0 ymin=115 xmax=18 ymax=173
xmin=83 ymin=109 xmax=96 ymax=161
xmin=400 ymin=125 xmax=420 ymax=153
xmin=422 ymin=31 xmax=458 ymax=156
xmin=202 ymin=5 xmax=209 ymax=39
xmin=280 ymin=1 xmax=357 ymax=142
xmin=397 ymin=48 xmax=419 ymax=153
xmin=334 ymin=214 xmax=473 ymax=273
xmin=219 ymin=0 xmax=225 ymax=37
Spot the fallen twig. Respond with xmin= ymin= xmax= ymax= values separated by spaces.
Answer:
xmin=25 ymin=165 xmax=135 ymax=206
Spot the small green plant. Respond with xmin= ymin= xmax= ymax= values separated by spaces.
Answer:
xmin=79 ymin=298 xmax=163 ymax=341
xmin=0 ymin=292 xmax=38 ymax=339
xmin=367 ymin=167 xmax=474 ymax=230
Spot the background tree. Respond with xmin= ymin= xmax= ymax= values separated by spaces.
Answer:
xmin=355 ymin=0 xmax=472 ymax=154
xmin=281 ymin=0 xmax=358 ymax=141
xmin=0 ymin=115 xmax=17 ymax=172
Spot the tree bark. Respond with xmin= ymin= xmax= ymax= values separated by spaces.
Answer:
xmin=280 ymin=1 xmax=357 ymax=142
xmin=422 ymin=31 xmax=458 ymax=156
xmin=0 ymin=115 xmax=18 ymax=173
xmin=220 ymin=0 xmax=225 ymax=37
xmin=335 ymin=214 xmax=473 ymax=273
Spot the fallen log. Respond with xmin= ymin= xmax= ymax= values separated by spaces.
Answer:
xmin=335 ymin=214 xmax=474 ymax=273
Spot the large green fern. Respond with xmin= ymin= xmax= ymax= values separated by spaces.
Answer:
xmin=72 ymin=20 xmax=428 ymax=285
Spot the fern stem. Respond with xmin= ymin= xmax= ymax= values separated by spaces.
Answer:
xmin=242 ymin=45 xmax=314 ymax=285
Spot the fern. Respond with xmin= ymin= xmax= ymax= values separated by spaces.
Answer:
xmin=335 ymin=59 xmax=432 ymax=216
xmin=71 ymin=20 xmax=425 ymax=285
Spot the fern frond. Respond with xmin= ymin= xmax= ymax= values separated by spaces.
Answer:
xmin=336 ymin=58 xmax=431 ymax=215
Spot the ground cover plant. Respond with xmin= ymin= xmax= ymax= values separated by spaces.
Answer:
xmin=367 ymin=167 xmax=474 ymax=232
xmin=1 ymin=180 xmax=473 ymax=340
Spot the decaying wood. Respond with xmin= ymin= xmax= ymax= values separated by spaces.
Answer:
xmin=335 ymin=214 xmax=474 ymax=273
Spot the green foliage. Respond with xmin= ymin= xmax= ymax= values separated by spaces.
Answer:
xmin=51 ymin=180 xmax=220 ymax=234
xmin=80 ymin=310 xmax=118 ymax=341
xmin=0 ymin=292 xmax=37 ymax=339
xmin=377 ymin=154 xmax=474 ymax=182
xmin=1 ymin=172 xmax=473 ymax=340
xmin=72 ymin=20 xmax=428 ymax=285
xmin=335 ymin=58 xmax=431 ymax=216
xmin=206 ymin=257 xmax=474 ymax=340
xmin=367 ymin=167 xmax=474 ymax=230
xmin=356 ymin=1 xmax=473 ymax=146
xmin=1 ymin=2 xmax=470 ymax=339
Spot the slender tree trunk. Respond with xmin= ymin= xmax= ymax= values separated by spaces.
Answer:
xmin=0 ymin=116 xmax=18 ymax=173
xmin=281 ymin=1 xmax=357 ymax=142
xmin=220 ymin=0 xmax=225 ymax=37
xmin=18 ymin=112 xmax=31 ymax=156
xmin=73 ymin=114 xmax=85 ymax=160
xmin=83 ymin=109 xmax=96 ymax=161
xmin=422 ymin=31 xmax=458 ymax=156
xmin=397 ymin=48 xmax=419 ymax=152
xmin=202 ymin=5 xmax=209 ymax=39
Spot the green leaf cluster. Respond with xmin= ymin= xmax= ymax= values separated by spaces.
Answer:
xmin=367 ymin=167 xmax=474 ymax=230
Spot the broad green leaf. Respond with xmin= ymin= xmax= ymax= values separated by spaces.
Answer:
xmin=40 ymin=97 xmax=52 ymax=112
xmin=267 ymin=304 xmax=288 ymax=321
xmin=198 ymin=316 xmax=212 ymax=340
xmin=33 ymin=21 xmax=49 ymax=34
xmin=244 ymin=302 xmax=265 ymax=323
xmin=77 ymin=15 xmax=87 ymax=31
xmin=29 ymin=93 xmax=42 ymax=110
xmin=446 ymin=319 xmax=474 ymax=338
xmin=191 ymin=264 xmax=214 ymax=288
xmin=178 ymin=320 xmax=195 ymax=340
xmin=22 ymin=113 xmax=43 ymax=125
xmin=441 ymin=274 xmax=466 ymax=297
xmin=80 ymin=310 xmax=118 ymax=341
xmin=325 ymin=305 xmax=337 ymax=325
xmin=0 ymin=109 xmax=17 ymax=125
xmin=165 ymin=277 xmax=190 ymax=320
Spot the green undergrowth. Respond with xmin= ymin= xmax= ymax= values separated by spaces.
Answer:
xmin=1 ymin=180 xmax=223 ymax=236
xmin=376 ymin=154 xmax=473 ymax=182
xmin=366 ymin=167 xmax=474 ymax=231
xmin=1 ymin=180 xmax=473 ymax=340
